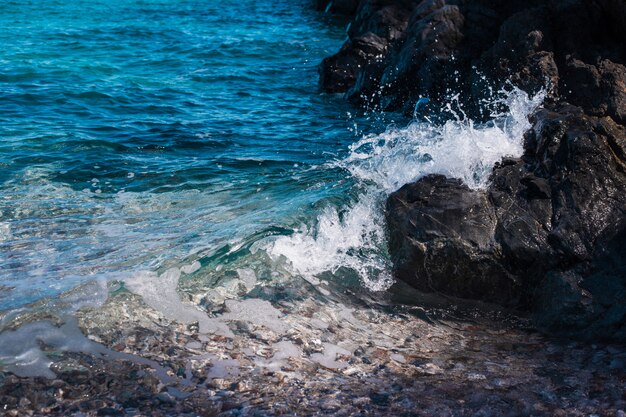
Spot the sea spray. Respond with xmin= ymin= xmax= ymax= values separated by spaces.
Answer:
xmin=345 ymin=86 xmax=546 ymax=191
xmin=268 ymin=87 xmax=545 ymax=290
xmin=268 ymin=192 xmax=393 ymax=291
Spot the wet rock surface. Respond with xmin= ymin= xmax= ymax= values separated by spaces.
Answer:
xmin=386 ymin=107 xmax=626 ymax=340
xmin=320 ymin=0 xmax=626 ymax=118
xmin=321 ymin=0 xmax=626 ymax=340
xmin=1 ymin=280 xmax=625 ymax=416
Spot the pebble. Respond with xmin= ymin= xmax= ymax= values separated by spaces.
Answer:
xmin=390 ymin=353 xmax=406 ymax=364
xmin=2 ymin=276 xmax=624 ymax=417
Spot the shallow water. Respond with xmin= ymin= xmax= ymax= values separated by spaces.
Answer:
xmin=3 ymin=5 xmax=625 ymax=416
xmin=0 ymin=0 xmax=543 ymax=322
xmin=0 ymin=0 xmax=380 ymax=308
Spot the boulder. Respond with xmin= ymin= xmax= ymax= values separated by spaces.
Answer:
xmin=319 ymin=0 xmax=418 ymax=96
xmin=385 ymin=106 xmax=626 ymax=340
xmin=385 ymin=174 xmax=517 ymax=304
xmin=320 ymin=32 xmax=389 ymax=93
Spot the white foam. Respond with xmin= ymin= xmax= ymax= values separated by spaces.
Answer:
xmin=220 ymin=298 xmax=287 ymax=334
xmin=0 ymin=223 xmax=11 ymax=242
xmin=236 ymin=268 xmax=257 ymax=290
xmin=344 ymin=87 xmax=545 ymax=191
xmin=310 ymin=342 xmax=351 ymax=370
xmin=268 ymin=87 xmax=544 ymax=291
xmin=0 ymin=317 xmax=175 ymax=382
xmin=181 ymin=261 xmax=201 ymax=275
xmin=257 ymin=340 xmax=302 ymax=372
xmin=271 ymin=340 xmax=301 ymax=361
xmin=124 ymin=268 xmax=287 ymax=338
xmin=206 ymin=357 xmax=240 ymax=379
xmin=268 ymin=193 xmax=393 ymax=292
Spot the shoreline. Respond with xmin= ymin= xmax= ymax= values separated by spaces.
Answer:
xmin=1 ymin=0 xmax=625 ymax=415
xmin=2 ymin=276 xmax=626 ymax=416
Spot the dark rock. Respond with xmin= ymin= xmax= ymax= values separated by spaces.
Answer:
xmin=316 ymin=0 xmax=361 ymax=15
xmin=321 ymin=0 xmax=625 ymax=119
xmin=386 ymin=106 xmax=626 ymax=340
xmin=348 ymin=0 xmax=418 ymax=41
xmin=369 ymin=392 xmax=391 ymax=406
xmin=476 ymin=6 xmax=557 ymax=98
xmin=534 ymin=221 xmax=626 ymax=341
xmin=603 ymin=0 xmax=626 ymax=46
xmin=373 ymin=3 xmax=465 ymax=110
xmin=320 ymin=32 xmax=389 ymax=93
xmin=320 ymin=0 xmax=626 ymax=341
xmin=319 ymin=0 xmax=418 ymax=96
xmin=97 ymin=407 xmax=121 ymax=416
xmin=562 ymin=57 xmax=626 ymax=124
xmin=386 ymin=175 xmax=517 ymax=304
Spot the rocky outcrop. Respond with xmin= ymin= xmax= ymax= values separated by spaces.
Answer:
xmin=316 ymin=0 xmax=360 ymax=15
xmin=320 ymin=0 xmax=626 ymax=118
xmin=320 ymin=0 xmax=626 ymax=340
xmin=320 ymin=32 xmax=390 ymax=93
xmin=386 ymin=107 xmax=626 ymax=340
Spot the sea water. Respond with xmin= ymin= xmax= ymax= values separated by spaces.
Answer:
xmin=0 ymin=0 xmax=544 ymax=317
xmin=0 ymin=0 xmax=360 ymax=308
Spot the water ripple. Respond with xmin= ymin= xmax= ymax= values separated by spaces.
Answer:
xmin=0 ymin=0 xmax=370 ymax=309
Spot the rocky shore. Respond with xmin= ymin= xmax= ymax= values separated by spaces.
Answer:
xmin=1 ymin=1 xmax=626 ymax=416
xmin=319 ymin=0 xmax=626 ymax=342
xmin=2 ymin=279 xmax=626 ymax=416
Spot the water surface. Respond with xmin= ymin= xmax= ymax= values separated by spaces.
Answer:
xmin=0 ymin=0 xmax=386 ymax=308
xmin=0 ymin=0 xmax=543 ymax=315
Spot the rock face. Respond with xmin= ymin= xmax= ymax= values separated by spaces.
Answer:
xmin=316 ymin=0 xmax=360 ymax=15
xmin=320 ymin=0 xmax=626 ymax=341
xmin=386 ymin=108 xmax=626 ymax=340
xmin=320 ymin=0 xmax=626 ymax=118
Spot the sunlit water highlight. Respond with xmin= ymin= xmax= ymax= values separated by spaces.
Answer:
xmin=0 ymin=0 xmax=370 ymax=308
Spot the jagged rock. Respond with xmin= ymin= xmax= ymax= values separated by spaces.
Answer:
xmin=534 ymin=227 xmax=626 ymax=341
xmin=476 ymin=5 xmax=557 ymax=97
xmin=320 ymin=32 xmax=389 ymax=93
xmin=319 ymin=0 xmax=418 ymax=96
xmin=316 ymin=0 xmax=361 ymax=14
xmin=385 ymin=106 xmax=626 ymax=340
xmin=373 ymin=3 xmax=465 ymax=109
xmin=562 ymin=58 xmax=626 ymax=124
xmin=322 ymin=0 xmax=626 ymax=340
xmin=321 ymin=0 xmax=626 ymax=119
xmin=348 ymin=0 xmax=418 ymax=41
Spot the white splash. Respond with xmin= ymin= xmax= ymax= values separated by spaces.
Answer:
xmin=268 ymin=193 xmax=393 ymax=291
xmin=345 ymin=87 xmax=546 ymax=191
xmin=125 ymin=268 xmax=234 ymax=336
xmin=0 ymin=317 xmax=176 ymax=382
xmin=268 ymin=87 xmax=545 ymax=291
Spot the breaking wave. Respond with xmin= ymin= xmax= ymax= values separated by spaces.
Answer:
xmin=268 ymin=87 xmax=545 ymax=290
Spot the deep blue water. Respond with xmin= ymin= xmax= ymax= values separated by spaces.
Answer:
xmin=0 ymin=0 xmax=388 ymax=308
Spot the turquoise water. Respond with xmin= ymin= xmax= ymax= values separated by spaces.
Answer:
xmin=0 ymin=0 xmax=544 ymax=312
xmin=0 ymin=0 xmax=387 ymax=308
